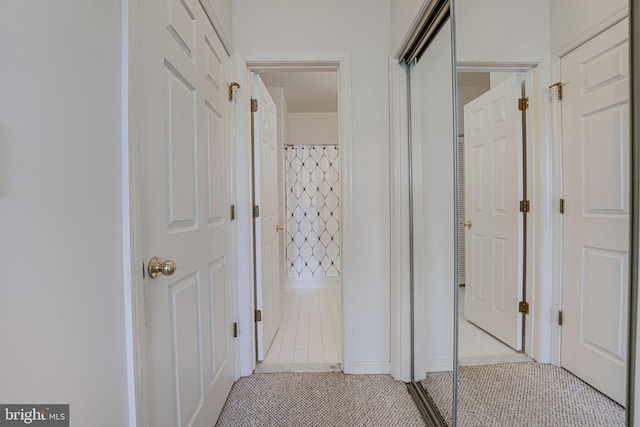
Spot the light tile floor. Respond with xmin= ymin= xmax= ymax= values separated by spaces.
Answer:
xmin=258 ymin=287 xmax=342 ymax=372
xmin=459 ymin=287 xmax=531 ymax=365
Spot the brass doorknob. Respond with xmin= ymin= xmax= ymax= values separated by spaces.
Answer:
xmin=276 ymin=225 xmax=284 ymax=231
xmin=463 ymin=220 xmax=472 ymax=229
xmin=148 ymin=256 xmax=177 ymax=278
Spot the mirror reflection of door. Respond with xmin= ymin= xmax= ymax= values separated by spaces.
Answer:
xmin=403 ymin=0 xmax=632 ymax=425
xmin=463 ymin=74 xmax=525 ymax=354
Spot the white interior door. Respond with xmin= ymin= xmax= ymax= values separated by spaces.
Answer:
xmin=139 ymin=0 xmax=235 ymax=424
xmin=561 ymin=18 xmax=629 ymax=406
xmin=464 ymin=75 xmax=523 ymax=350
xmin=254 ymin=75 xmax=281 ymax=361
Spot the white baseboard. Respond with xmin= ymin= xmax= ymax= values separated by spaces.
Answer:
xmin=416 ymin=359 xmax=453 ymax=379
xmin=345 ymin=361 xmax=391 ymax=375
xmin=286 ymin=277 xmax=341 ymax=289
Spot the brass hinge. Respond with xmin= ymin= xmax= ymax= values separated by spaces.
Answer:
xmin=230 ymin=205 xmax=236 ymax=221
xmin=519 ymin=200 xmax=531 ymax=213
xmin=253 ymin=205 xmax=260 ymax=218
xmin=251 ymin=98 xmax=259 ymax=112
xmin=549 ymin=82 xmax=563 ymax=101
xmin=228 ymin=82 xmax=241 ymax=101
xmin=559 ymin=199 xmax=565 ymax=214
xmin=518 ymin=97 xmax=529 ymax=111
xmin=255 ymin=309 xmax=262 ymax=322
xmin=558 ymin=311 xmax=563 ymax=326
xmin=233 ymin=322 xmax=239 ymax=338
xmin=518 ymin=301 xmax=529 ymax=314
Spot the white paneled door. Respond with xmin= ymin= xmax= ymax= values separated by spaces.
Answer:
xmin=464 ymin=75 xmax=523 ymax=351
xmin=253 ymin=75 xmax=281 ymax=360
xmin=139 ymin=0 xmax=235 ymax=424
xmin=561 ymin=18 xmax=629 ymax=406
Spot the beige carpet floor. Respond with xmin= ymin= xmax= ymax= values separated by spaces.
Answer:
xmin=421 ymin=362 xmax=625 ymax=426
xmin=216 ymin=372 xmax=425 ymax=426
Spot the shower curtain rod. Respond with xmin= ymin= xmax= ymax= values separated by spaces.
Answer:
xmin=284 ymin=144 xmax=339 ymax=148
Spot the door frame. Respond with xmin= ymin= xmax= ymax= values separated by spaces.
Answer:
xmin=233 ymin=53 xmax=353 ymax=376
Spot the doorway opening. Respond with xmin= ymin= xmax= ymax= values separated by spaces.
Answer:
xmin=457 ymin=70 xmax=531 ymax=366
xmin=250 ymin=69 xmax=343 ymax=373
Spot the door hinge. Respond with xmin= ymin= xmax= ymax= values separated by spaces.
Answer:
xmin=230 ymin=204 xmax=236 ymax=221
xmin=559 ymin=198 xmax=565 ymax=214
xmin=549 ymin=82 xmax=563 ymax=101
xmin=255 ymin=309 xmax=262 ymax=322
xmin=518 ymin=301 xmax=529 ymax=314
xmin=519 ymin=200 xmax=531 ymax=213
xmin=251 ymin=98 xmax=259 ymax=112
xmin=558 ymin=311 xmax=563 ymax=326
xmin=233 ymin=322 xmax=239 ymax=338
xmin=228 ymin=82 xmax=241 ymax=101
xmin=518 ymin=97 xmax=529 ymax=111
xmin=253 ymin=205 xmax=260 ymax=218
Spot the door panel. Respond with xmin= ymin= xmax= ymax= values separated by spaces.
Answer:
xmin=561 ymin=18 xmax=629 ymax=406
xmin=140 ymin=0 xmax=234 ymax=423
xmin=166 ymin=63 xmax=197 ymax=229
xmin=254 ymin=75 xmax=281 ymax=360
xmin=464 ymin=75 xmax=523 ymax=350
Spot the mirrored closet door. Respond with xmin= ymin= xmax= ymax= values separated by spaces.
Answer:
xmin=405 ymin=1 xmax=457 ymax=424
xmin=405 ymin=0 xmax=636 ymax=425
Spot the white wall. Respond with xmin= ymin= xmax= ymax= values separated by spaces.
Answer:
xmin=550 ymin=0 xmax=627 ymax=55
xmin=390 ymin=1 xmax=550 ymax=61
xmin=0 ymin=1 xmax=129 ymax=426
xmin=288 ymin=113 xmax=339 ymax=146
xmin=390 ymin=0 xmax=429 ymax=56
xmin=209 ymin=0 xmax=233 ymax=44
xmin=455 ymin=0 xmax=550 ymax=62
xmin=234 ymin=0 xmax=392 ymax=374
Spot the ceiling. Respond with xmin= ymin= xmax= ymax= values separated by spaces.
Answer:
xmin=259 ymin=71 xmax=338 ymax=113
xmin=457 ymin=72 xmax=490 ymax=87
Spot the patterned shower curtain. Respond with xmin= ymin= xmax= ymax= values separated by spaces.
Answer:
xmin=285 ymin=145 xmax=341 ymax=279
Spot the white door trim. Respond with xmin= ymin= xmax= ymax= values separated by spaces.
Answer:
xmin=233 ymin=52 xmax=353 ymax=376
xmin=551 ymin=4 xmax=629 ymax=57
xmin=389 ymin=57 xmax=411 ymax=382
xmin=122 ymin=0 xmax=149 ymax=424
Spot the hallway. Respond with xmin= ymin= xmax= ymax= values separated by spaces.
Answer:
xmin=3 ymin=0 xmax=638 ymax=425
